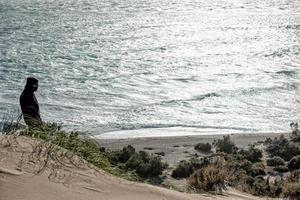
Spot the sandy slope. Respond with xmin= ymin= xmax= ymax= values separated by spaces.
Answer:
xmin=0 ymin=135 xmax=264 ymax=200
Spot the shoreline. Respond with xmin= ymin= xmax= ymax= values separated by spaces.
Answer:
xmin=95 ymin=126 xmax=289 ymax=139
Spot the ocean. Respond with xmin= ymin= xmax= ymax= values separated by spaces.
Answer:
xmin=0 ymin=0 xmax=299 ymax=138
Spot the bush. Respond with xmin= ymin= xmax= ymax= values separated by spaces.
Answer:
xmin=247 ymin=176 xmax=269 ymax=196
xmin=125 ymin=151 xmax=168 ymax=178
xmin=274 ymin=165 xmax=289 ymax=173
xmin=239 ymin=145 xmax=263 ymax=163
xmin=172 ymin=160 xmax=194 ymax=178
xmin=282 ymin=182 xmax=300 ymax=199
xmin=291 ymin=134 xmax=300 ymax=143
xmin=264 ymin=137 xmax=272 ymax=144
xmin=194 ymin=143 xmax=212 ymax=153
xmin=213 ymin=154 xmax=249 ymax=187
xmin=171 ymin=157 xmax=210 ymax=178
xmin=267 ymin=156 xmax=285 ymax=167
xmin=188 ymin=158 xmax=227 ymax=192
xmin=247 ymin=145 xmax=263 ymax=163
xmin=19 ymin=123 xmax=111 ymax=170
xmin=239 ymin=160 xmax=253 ymax=173
xmin=213 ymin=135 xmax=237 ymax=154
xmin=249 ymin=163 xmax=266 ymax=177
xmin=109 ymin=145 xmax=136 ymax=164
xmin=282 ymin=170 xmax=300 ymax=199
xmin=287 ymin=155 xmax=300 ymax=170
xmin=225 ymin=157 xmax=252 ymax=175
xmin=287 ymin=170 xmax=300 ymax=182
xmin=243 ymin=175 xmax=284 ymax=197
xmin=266 ymin=135 xmax=300 ymax=161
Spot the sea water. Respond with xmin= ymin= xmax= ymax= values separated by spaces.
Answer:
xmin=0 ymin=0 xmax=299 ymax=138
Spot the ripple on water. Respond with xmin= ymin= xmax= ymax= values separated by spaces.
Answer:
xmin=0 ymin=0 xmax=299 ymax=136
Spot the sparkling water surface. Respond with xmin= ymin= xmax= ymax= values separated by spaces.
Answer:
xmin=0 ymin=0 xmax=299 ymax=138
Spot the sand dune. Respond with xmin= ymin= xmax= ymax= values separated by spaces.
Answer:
xmin=0 ymin=135 xmax=265 ymax=200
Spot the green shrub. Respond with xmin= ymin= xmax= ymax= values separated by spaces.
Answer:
xmin=213 ymin=135 xmax=237 ymax=154
xmin=248 ymin=176 xmax=269 ymax=196
xmin=249 ymin=163 xmax=266 ymax=177
xmin=287 ymin=155 xmax=300 ymax=170
xmin=243 ymin=175 xmax=283 ymax=197
xmin=172 ymin=160 xmax=194 ymax=178
xmin=239 ymin=160 xmax=253 ymax=173
xmin=213 ymin=154 xmax=250 ymax=187
xmin=125 ymin=151 xmax=168 ymax=178
xmin=247 ymin=145 xmax=263 ymax=163
xmin=190 ymin=157 xmax=210 ymax=168
xmin=273 ymin=165 xmax=289 ymax=173
xmin=194 ymin=143 xmax=212 ymax=153
xmin=188 ymin=159 xmax=227 ymax=192
xmin=264 ymin=137 xmax=272 ymax=144
xmin=222 ymin=152 xmax=250 ymax=168
xmin=266 ymin=156 xmax=285 ymax=166
xmin=291 ymin=134 xmax=300 ymax=143
xmin=239 ymin=145 xmax=262 ymax=163
xmin=226 ymin=157 xmax=252 ymax=175
xmin=266 ymin=135 xmax=300 ymax=161
xmin=171 ymin=157 xmax=210 ymax=178
xmin=20 ymin=123 xmax=110 ymax=170
xmin=109 ymin=145 xmax=136 ymax=164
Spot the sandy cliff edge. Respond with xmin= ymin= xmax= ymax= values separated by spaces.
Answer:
xmin=0 ymin=134 xmax=268 ymax=200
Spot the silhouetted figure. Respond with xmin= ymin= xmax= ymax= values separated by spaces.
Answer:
xmin=20 ymin=77 xmax=42 ymax=127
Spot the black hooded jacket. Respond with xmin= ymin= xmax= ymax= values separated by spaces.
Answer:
xmin=20 ymin=78 xmax=42 ymax=125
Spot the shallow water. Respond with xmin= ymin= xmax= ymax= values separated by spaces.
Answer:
xmin=0 ymin=0 xmax=299 ymax=137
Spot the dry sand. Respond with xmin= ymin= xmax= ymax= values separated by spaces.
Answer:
xmin=0 ymin=134 xmax=277 ymax=200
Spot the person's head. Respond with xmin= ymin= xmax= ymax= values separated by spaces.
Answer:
xmin=25 ymin=77 xmax=39 ymax=92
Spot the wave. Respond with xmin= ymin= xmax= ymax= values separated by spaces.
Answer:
xmin=283 ymin=24 xmax=300 ymax=30
xmin=264 ymin=45 xmax=300 ymax=58
xmin=100 ymin=71 xmax=153 ymax=81
xmin=276 ymin=70 xmax=297 ymax=76
xmin=143 ymin=92 xmax=221 ymax=107
xmin=96 ymin=123 xmax=255 ymax=135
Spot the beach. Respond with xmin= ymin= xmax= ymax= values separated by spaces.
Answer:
xmin=98 ymin=132 xmax=289 ymax=166
xmin=1 ymin=132 xmax=288 ymax=200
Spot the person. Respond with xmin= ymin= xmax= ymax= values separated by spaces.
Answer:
xmin=20 ymin=77 xmax=42 ymax=128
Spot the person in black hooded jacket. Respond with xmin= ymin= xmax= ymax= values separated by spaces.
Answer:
xmin=20 ymin=77 xmax=42 ymax=127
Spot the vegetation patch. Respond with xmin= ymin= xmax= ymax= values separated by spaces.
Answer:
xmin=282 ymin=170 xmax=300 ymax=199
xmin=171 ymin=157 xmax=209 ymax=178
xmin=213 ymin=135 xmax=237 ymax=154
xmin=274 ymin=165 xmax=289 ymax=173
xmin=266 ymin=134 xmax=300 ymax=161
xmin=108 ymin=145 xmax=168 ymax=178
xmin=194 ymin=142 xmax=212 ymax=153
xmin=188 ymin=158 xmax=227 ymax=193
xmin=287 ymin=155 xmax=300 ymax=170
xmin=266 ymin=156 xmax=285 ymax=167
xmin=238 ymin=145 xmax=263 ymax=163
xmin=125 ymin=151 xmax=168 ymax=178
